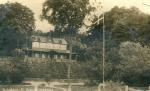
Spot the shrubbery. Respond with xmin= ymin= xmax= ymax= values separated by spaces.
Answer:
xmin=0 ymin=57 xmax=27 ymax=84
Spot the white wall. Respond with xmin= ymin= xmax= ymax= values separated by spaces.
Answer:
xmin=32 ymin=42 xmax=67 ymax=50
xmin=39 ymin=43 xmax=47 ymax=48
xmin=60 ymin=45 xmax=67 ymax=50
xmin=32 ymin=42 xmax=40 ymax=48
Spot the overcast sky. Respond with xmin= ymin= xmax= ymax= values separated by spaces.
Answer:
xmin=0 ymin=0 xmax=150 ymax=32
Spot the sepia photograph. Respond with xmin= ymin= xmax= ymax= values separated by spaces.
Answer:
xmin=0 ymin=0 xmax=150 ymax=91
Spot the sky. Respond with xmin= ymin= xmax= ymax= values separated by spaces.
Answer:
xmin=0 ymin=0 xmax=150 ymax=32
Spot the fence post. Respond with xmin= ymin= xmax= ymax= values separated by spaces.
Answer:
xmin=125 ymin=85 xmax=128 ymax=91
xmin=68 ymin=84 xmax=71 ymax=91
xmin=34 ymin=85 xmax=38 ymax=91
xmin=2 ymin=88 xmax=5 ymax=91
xmin=97 ymin=84 xmax=101 ymax=91
xmin=148 ymin=86 xmax=150 ymax=91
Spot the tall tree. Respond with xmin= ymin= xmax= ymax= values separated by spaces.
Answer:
xmin=104 ymin=6 xmax=150 ymax=43
xmin=41 ymin=0 xmax=93 ymax=32
xmin=86 ymin=6 xmax=150 ymax=44
xmin=0 ymin=2 xmax=35 ymax=56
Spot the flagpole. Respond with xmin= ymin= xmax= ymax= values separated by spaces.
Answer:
xmin=85 ymin=1 xmax=105 ymax=90
xmin=102 ymin=9 xmax=105 ymax=89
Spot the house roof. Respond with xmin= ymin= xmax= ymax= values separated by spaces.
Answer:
xmin=32 ymin=36 xmax=67 ymax=45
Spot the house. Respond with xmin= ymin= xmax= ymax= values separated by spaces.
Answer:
xmin=24 ymin=36 xmax=76 ymax=62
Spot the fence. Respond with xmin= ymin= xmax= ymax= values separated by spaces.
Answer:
xmin=0 ymin=85 xmax=150 ymax=91
xmin=0 ymin=85 xmax=65 ymax=91
xmin=72 ymin=86 xmax=97 ymax=91
xmin=98 ymin=85 xmax=150 ymax=91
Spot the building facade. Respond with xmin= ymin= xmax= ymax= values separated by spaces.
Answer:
xmin=25 ymin=36 xmax=76 ymax=62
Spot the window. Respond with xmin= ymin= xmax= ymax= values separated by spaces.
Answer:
xmin=60 ymin=55 xmax=64 ymax=59
xmin=54 ymin=55 xmax=58 ymax=59
xmin=35 ymin=53 xmax=39 ymax=58
xmin=42 ymin=53 xmax=46 ymax=58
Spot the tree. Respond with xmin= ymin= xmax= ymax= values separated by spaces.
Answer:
xmin=41 ymin=0 xmax=94 ymax=32
xmin=118 ymin=41 xmax=150 ymax=86
xmin=0 ymin=2 xmax=35 ymax=56
xmin=104 ymin=6 xmax=150 ymax=43
xmin=86 ymin=6 xmax=150 ymax=44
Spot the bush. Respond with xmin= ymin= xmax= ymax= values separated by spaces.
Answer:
xmin=0 ymin=57 xmax=26 ymax=84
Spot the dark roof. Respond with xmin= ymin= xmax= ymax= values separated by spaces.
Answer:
xmin=32 ymin=36 xmax=67 ymax=45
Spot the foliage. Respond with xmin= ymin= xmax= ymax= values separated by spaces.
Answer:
xmin=41 ymin=0 xmax=94 ymax=31
xmin=118 ymin=41 xmax=150 ymax=86
xmin=104 ymin=6 xmax=150 ymax=43
xmin=86 ymin=6 xmax=150 ymax=44
xmin=26 ymin=6 xmax=150 ymax=86
xmin=0 ymin=2 xmax=35 ymax=56
xmin=22 ymin=59 xmax=104 ymax=81
xmin=1 ymin=2 xmax=150 ymax=87
xmin=0 ymin=57 xmax=27 ymax=83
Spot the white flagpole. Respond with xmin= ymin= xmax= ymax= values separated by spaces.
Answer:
xmin=102 ymin=9 xmax=105 ymax=89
